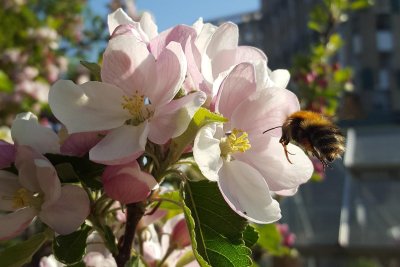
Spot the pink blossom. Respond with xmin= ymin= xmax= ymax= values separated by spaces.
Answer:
xmin=193 ymin=63 xmax=313 ymax=223
xmin=102 ymin=161 xmax=158 ymax=204
xmin=49 ymin=26 xmax=205 ymax=165
xmin=0 ymin=146 xmax=90 ymax=240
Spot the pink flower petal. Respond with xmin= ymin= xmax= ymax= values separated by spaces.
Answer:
xmin=214 ymin=63 xmax=257 ymax=119
xmin=231 ymin=87 xmax=300 ymax=136
xmin=140 ymin=12 xmax=158 ymax=40
xmin=61 ymin=131 xmax=104 ymax=157
xmin=49 ymin=80 xmax=130 ymax=134
xmin=218 ymin=160 xmax=281 ymax=224
xmin=101 ymin=34 xmax=156 ymax=95
xmin=39 ymin=185 xmax=90 ymax=235
xmin=34 ymin=158 xmax=61 ymax=209
xmin=147 ymin=41 xmax=187 ymax=107
xmin=0 ymin=170 xmax=20 ymax=211
xmin=238 ymin=136 xmax=314 ymax=192
xmin=0 ymin=141 xmax=16 ymax=168
xmin=270 ymin=69 xmax=290 ymax=89
xmin=149 ymin=25 xmax=196 ymax=59
xmin=15 ymin=146 xmax=41 ymax=192
xmin=89 ymin=123 xmax=149 ymax=165
xmin=149 ymin=91 xmax=206 ymax=144
xmin=107 ymin=8 xmax=134 ymax=35
xmin=102 ymin=161 xmax=158 ymax=204
xmin=234 ymin=46 xmax=267 ymax=65
xmin=0 ymin=207 xmax=36 ymax=240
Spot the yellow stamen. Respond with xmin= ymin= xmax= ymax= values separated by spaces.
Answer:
xmin=220 ymin=128 xmax=251 ymax=158
xmin=121 ymin=94 xmax=154 ymax=125
xmin=12 ymin=188 xmax=32 ymax=209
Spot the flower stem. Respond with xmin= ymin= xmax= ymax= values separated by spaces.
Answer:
xmin=115 ymin=202 xmax=145 ymax=267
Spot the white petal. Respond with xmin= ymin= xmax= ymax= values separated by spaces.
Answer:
xmin=0 ymin=171 xmax=20 ymax=211
xmin=242 ymin=136 xmax=314 ymax=192
xmin=193 ymin=123 xmax=223 ymax=182
xmin=34 ymin=159 xmax=61 ymax=209
xmin=140 ymin=12 xmax=158 ymax=39
xmin=11 ymin=112 xmax=60 ymax=154
xmin=0 ymin=207 xmax=36 ymax=240
xmin=90 ymin=123 xmax=149 ymax=165
xmin=149 ymin=91 xmax=206 ymax=144
xmin=49 ymin=80 xmax=129 ymax=133
xmin=218 ymin=160 xmax=281 ymax=224
xmin=39 ymin=185 xmax=90 ymax=235
xmin=108 ymin=8 xmax=134 ymax=35
xmin=270 ymin=69 xmax=290 ymax=88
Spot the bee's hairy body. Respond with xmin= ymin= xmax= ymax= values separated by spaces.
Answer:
xmin=279 ymin=111 xmax=345 ymax=167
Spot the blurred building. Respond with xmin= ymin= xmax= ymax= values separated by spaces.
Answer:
xmin=209 ymin=1 xmax=400 ymax=267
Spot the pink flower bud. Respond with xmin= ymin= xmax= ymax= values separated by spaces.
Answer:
xmin=102 ymin=161 xmax=158 ymax=204
xmin=171 ymin=218 xmax=191 ymax=248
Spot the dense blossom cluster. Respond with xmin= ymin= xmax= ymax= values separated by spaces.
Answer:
xmin=0 ymin=8 xmax=313 ymax=267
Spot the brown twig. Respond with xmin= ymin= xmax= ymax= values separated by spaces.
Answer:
xmin=115 ymin=202 xmax=145 ymax=267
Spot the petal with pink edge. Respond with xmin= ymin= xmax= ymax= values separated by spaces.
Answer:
xmin=34 ymin=158 xmax=61 ymax=209
xmin=240 ymin=136 xmax=313 ymax=191
xmin=107 ymin=8 xmax=134 ymax=35
xmin=61 ymin=131 xmax=104 ymax=157
xmin=146 ymin=42 xmax=187 ymax=106
xmin=218 ymin=160 xmax=281 ymax=224
xmin=214 ymin=63 xmax=257 ymax=119
xmin=0 ymin=141 xmax=16 ymax=168
xmin=15 ymin=146 xmax=41 ymax=192
xmin=89 ymin=123 xmax=149 ymax=165
xmin=231 ymin=88 xmax=300 ymax=136
xmin=102 ymin=161 xmax=158 ymax=204
xmin=0 ymin=170 xmax=20 ymax=211
xmin=149 ymin=91 xmax=206 ymax=144
xmin=11 ymin=112 xmax=60 ymax=154
xmin=149 ymin=25 xmax=196 ymax=59
xmin=101 ymin=34 xmax=156 ymax=95
xmin=0 ymin=207 xmax=36 ymax=240
xmin=193 ymin=123 xmax=223 ymax=182
xmin=39 ymin=185 xmax=90 ymax=235
xmin=49 ymin=80 xmax=130 ymax=133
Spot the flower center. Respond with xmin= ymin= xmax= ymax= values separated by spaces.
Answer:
xmin=12 ymin=188 xmax=33 ymax=209
xmin=121 ymin=93 xmax=154 ymax=126
xmin=220 ymin=128 xmax=251 ymax=159
xmin=11 ymin=188 xmax=43 ymax=210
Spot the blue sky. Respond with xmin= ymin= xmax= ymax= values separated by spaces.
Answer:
xmin=91 ymin=0 xmax=259 ymax=31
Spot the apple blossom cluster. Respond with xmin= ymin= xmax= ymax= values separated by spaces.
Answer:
xmin=0 ymin=8 xmax=313 ymax=267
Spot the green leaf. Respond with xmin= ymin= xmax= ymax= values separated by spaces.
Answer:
xmin=0 ymin=231 xmax=49 ymax=267
xmin=243 ymin=225 xmax=259 ymax=248
xmin=168 ymin=108 xmax=227 ymax=165
xmin=53 ymin=224 xmax=92 ymax=264
xmin=0 ymin=71 xmax=13 ymax=93
xmin=80 ymin=61 xmax=102 ymax=81
xmin=256 ymin=224 xmax=289 ymax=256
xmin=182 ymin=180 xmax=252 ymax=267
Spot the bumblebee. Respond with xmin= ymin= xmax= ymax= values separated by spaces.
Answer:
xmin=264 ymin=111 xmax=345 ymax=167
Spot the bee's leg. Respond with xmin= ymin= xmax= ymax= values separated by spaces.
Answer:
xmin=280 ymin=143 xmax=293 ymax=164
xmin=311 ymin=147 xmax=331 ymax=169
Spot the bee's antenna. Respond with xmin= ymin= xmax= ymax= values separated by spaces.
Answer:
xmin=263 ymin=126 xmax=282 ymax=134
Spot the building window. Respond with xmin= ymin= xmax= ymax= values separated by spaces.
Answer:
xmin=391 ymin=0 xmax=400 ymax=12
xmin=376 ymin=31 xmax=393 ymax=52
xmin=378 ymin=69 xmax=390 ymax=90
xmin=360 ymin=68 xmax=374 ymax=90
xmin=352 ymin=34 xmax=362 ymax=54
xmin=376 ymin=14 xmax=391 ymax=30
